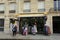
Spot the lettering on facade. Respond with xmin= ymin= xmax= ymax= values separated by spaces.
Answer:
xmin=5 ymin=15 xmax=15 ymax=17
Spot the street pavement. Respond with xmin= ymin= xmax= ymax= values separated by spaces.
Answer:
xmin=0 ymin=32 xmax=60 ymax=40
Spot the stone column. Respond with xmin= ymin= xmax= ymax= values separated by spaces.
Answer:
xmin=4 ymin=0 xmax=10 ymax=33
xmin=46 ymin=15 xmax=53 ymax=34
xmin=4 ymin=17 xmax=10 ymax=33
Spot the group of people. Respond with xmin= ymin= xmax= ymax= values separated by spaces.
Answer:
xmin=10 ymin=23 xmax=17 ymax=36
xmin=10 ymin=22 xmax=38 ymax=36
xmin=44 ymin=24 xmax=51 ymax=35
xmin=10 ymin=22 xmax=51 ymax=36
xmin=22 ymin=22 xmax=37 ymax=35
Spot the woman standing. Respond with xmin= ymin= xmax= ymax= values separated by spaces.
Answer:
xmin=23 ymin=22 xmax=28 ymax=35
xmin=31 ymin=23 xmax=37 ymax=35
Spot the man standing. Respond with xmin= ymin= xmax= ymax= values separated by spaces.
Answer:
xmin=12 ymin=25 xmax=17 ymax=36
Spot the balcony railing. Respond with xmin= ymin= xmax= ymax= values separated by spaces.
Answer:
xmin=49 ymin=8 xmax=60 ymax=13
xmin=0 ymin=11 xmax=4 ymax=13
xmin=38 ymin=9 xmax=45 ymax=12
xmin=23 ymin=9 xmax=31 ymax=12
xmin=8 ymin=0 xmax=16 ymax=1
xmin=8 ymin=0 xmax=16 ymax=3
xmin=9 ymin=10 xmax=16 ymax=13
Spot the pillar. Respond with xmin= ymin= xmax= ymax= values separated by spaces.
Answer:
xmin=4 ymin=17 xmax=10 ymax=33
xmin=46 ymin=15 xmax=53 ymax=34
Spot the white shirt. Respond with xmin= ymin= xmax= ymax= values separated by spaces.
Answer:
xmin=10 ymin=23 xmax=13 ymax=32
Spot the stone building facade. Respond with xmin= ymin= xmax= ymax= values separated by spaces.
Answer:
xmin=0 ymin=0 xmax=60 ymax=34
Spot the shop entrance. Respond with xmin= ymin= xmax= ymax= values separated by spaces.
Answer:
xmin=19 ymin=17 xmax=45 ymax=34
xmin=53 ymin=16 xmax=60 ymax=33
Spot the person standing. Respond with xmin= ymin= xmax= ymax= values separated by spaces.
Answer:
xmin=31 ymin=23 xmax=37 ymax=35
xmin=12 ymin=25 xmax=17 ymax=36
xmin=10 ymin=23 xmax=15 ymax=34
xmin=23 ymin=22 xmax=28 ymax=35
xmin=23 ymin=27 xmax=28 ymax=35
xmin=44 ymin=24 xmax=51 ymax=35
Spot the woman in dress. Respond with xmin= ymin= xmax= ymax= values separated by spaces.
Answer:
xmin=31 ymin=23 xmax=37 ymax=35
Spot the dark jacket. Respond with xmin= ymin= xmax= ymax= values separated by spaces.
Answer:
xmin=12 ymin=26 xmax=17 ymax=32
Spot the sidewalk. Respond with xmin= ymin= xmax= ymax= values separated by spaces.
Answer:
xmin=0 ymin=32 xmax=60 ymax=40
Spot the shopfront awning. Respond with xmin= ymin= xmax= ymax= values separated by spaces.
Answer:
xmin=15 ymin=13 xmax=48 ymax=17
xmin=15 ymin=12 xmax=48 ymax=17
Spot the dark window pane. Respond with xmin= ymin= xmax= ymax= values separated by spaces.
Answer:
xmin=0 ymin=28 xmax=4 ymax=31
xmin=38 ymin=0 xmax=45 ymax=1
xmin=23 ymin=9 xmax=31 ymax=12
xmin=54 ymin=8 xmax=58 ymax=11
xmin=9 ymin=10 xmax=16 ymax=13
xmin=38 ymin=9 xmax=45 ymax=12
xmin=54 ymin=1 xmax=58 ymax=11
xmin=58 ymin=0 xmax=60 ymax=1
xmin=0 ymin=19 xmax=4 ymax=27
xmin=58 ymin=1 xmax=60 ymax=11
xmin=0 ymin=11 xmax=4 ymax=13
xmin=0 ymin=19 xmax=4 ymax=31
xmin=54 ymin=0 xmax=57 ymax=1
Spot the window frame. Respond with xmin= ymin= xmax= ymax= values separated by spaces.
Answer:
xmin=0 ymin=19 xmax=4 ymax=31
xmin=9 ymin=2 xmax=16 ymax=13
xmin=23 ymin=1 xmax=31 ymax=12
xmin=54 ymin=0 xmax=60 ymax=11
xmin=38 ymin=1 xmax=45 ymax=12
xmin=0 ymin=3 xmax=5 ymax=13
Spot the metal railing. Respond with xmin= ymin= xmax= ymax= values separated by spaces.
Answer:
xmin=38 ymin=9 xmax=45 ymax=12
xmin=9 ymin=10 xmax=16 ymax=13
xmin=23 ymin=9 xmax=31 ymax=12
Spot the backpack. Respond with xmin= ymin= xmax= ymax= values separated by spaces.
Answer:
xmin=12 ymin=27 xmax=15 ymax=31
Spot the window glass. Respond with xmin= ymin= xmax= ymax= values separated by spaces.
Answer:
xmin=23 ymin=2 xmax=31 ymax=12
xmin=9 ymin=3 xmax=16 ymax=10
xmin=0 ymin=4 xmax=5 ymax=11
xmin=38 ymin=1 xmax=45 ymax=12
xmin=0 ymin=19 xmax=4 ymax=31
